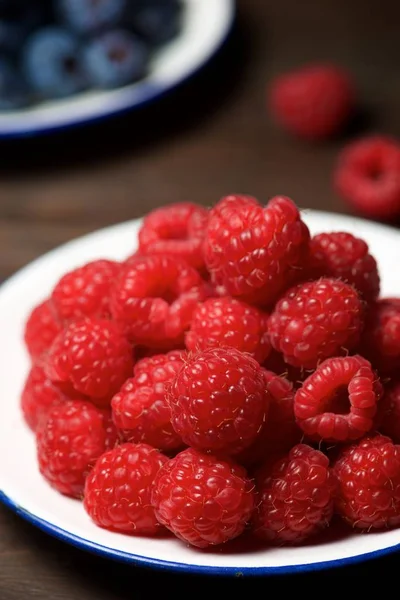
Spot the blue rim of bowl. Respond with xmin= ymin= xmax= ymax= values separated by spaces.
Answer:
xmin=0 ymin=1 xmax=236 ymax=140
xmin=1 ymin=489 xmax=400 ymax=576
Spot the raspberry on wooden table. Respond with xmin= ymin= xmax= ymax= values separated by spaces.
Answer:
xmin=294 ymin=355 xmax=383 ymax=442
xmin=84 ymin=443 xmax=167 ymax=535
xmin=110 ymin=254 xmax=209 ymax=348
xmin=269 ymin=63 xmax=355 ymax=140
xmin=21 ymin=362 xmax=71 ymax=431
xmin=237 ymin=369 xmax=300 ymax=467
xmin=268 ymin=277 xmax=364 ymax=369
xmin=138 ymin=202 xmax=209 ymax=272
xmin=45 ymin=318 xmax=134 ymax=404
xmin=334 ymin=435 xmax=400 ymax=530
xmin=360 ymin=298 xmax=400 ymax=376
xmin=185 ymin=297 xmax=271 ymax=363
xmin=309 ymin=232 xmax=380 ymax=302
xmin=51 ymin=259 xmax=121 ymax=323
xmin=37 ymin=399 xmax=118 ymax=498
xmin=334 ymin=136 xmax=400 ymax=219
xmin=151 ymin=448 xmax=255 ymax=548
xmin=253 ymin=444 xmax=336 ymax=544
xmin=111 ymin=350 xmax=185 ymax=451
xmin=203 ymin=194 xmax=310 ymax=308
xmin=169 ymin=347 xmax=270 ymax=455
xmin=24 ymin=299 xmax=62 ymax=361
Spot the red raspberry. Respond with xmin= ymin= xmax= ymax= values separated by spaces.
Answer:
xmin=360 ymin=298 xmax=400 ymax=376
xmin=110 ymin=255 xmax=209 ymax=348
xmin=334 ymin=434 xmax=400 ymax=530
xmin=151 ymin=448 xmax=255 ymax=548
xmin=37 ymin=399 xmax=118 ymax=498
xmin=21 ymin=362 xmax=71 ymax=431
xmin=185 ymin=297 xmax=271 ymax=363
xmin=169 ymin=347 xmax=270 ymax=454
xmin=46 ymin=318 xmax=134 ymax=404
xmin=111 ymin=351 xmax=185 ymax=451
xmin=237 ymin=369 xmax=300 ymax=467
xmin=309 ymin=232 xmax=380 ymax=302
xmin=269 ymin=64 xmax=354 ymax=140
xmin=203 ymin=195 xmax=310 ymax=308
xmin=378 ymin=382 xmax=400 ymax=443
xmin=51 ymin=259 xmax=121 ymax=323
xmin=138 ymin=202 xmax=208 ymax=272
xmin=24 ymin=299 xmax=62 ymax=361
xmin=334 ymin=136 xmax=400 ymax=219
xmin=253 ymin=444 xmax=336 ymax=544
xmin=294 ymin=355 xmax=383 ymax=442
xmin=84 ymin=443 xmax=167 ymax=534
xmin=268 ymin=278 xmax=364 ymax=369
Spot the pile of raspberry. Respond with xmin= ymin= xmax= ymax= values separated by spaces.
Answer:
xmin=21 ymin=195 xmax=400 ymax=549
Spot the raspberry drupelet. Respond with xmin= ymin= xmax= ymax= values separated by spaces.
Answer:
xmin=268 ymin=277 xmax=364 ymax=369
xmin=169 ymin=346 xmax=270 ymax=455
xmin=360 ymin=298 xmax=400 ymax=376
xmin=37 ymin=399 xmax=118 ymax=498
xmin=334 ymin=435 xmax=400 ymax=530
xmin=253 ymin=444 xmax=336 ymax=544
xmin=138 ymin=202 xmax=209 ymax=272
xmin=84 ymin=443 xmax=167 ymax=535
xmin=151 ymin=448 xmax=255 ymax=548
xmin=294 ymin=355 xmax=383 ymax=442
xmin=111 ymin=350 xmax=185 ymax=452
xmin=24 ymin=298 xmax=62 ymax=361
xmin=110 ymin=254 xmax=210 ymax=349
xmin=51 ymin=259 xmax=121 ymax=323
xmin=309 ymin=232 xmax=380 ymax=302
xmin=203 ymin=195 xmax=310 ymax=308
xmin=186 ymin=297 xmax=271 ymax=363
xmin=334 ymin=136 xmax=400 ymax=219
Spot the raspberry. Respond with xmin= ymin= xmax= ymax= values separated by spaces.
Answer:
xmin=24 ymin=299 xmax=62 ymax=361
xmin=378 ymin=382 xmax=400 ymax=442
xmin=294 ymin=356 xmax=383 ymax=442
xmin=204 ymin=195 xmax=310 ymax=307
xmin=237 ymin=369 xmax=300 ymax=467
xmin=268 ymin=278 xmax=364 ymax=369
xmin=46 ymin=318 xmax=134 ymax=404
xmin=360 ymin=298 xmax=400 ymax=376
xmin=334 ymin=136 xmax=400 ymax=219
xmin=37 ymin=399 xmax=118 ymax=498
xmin=84 ymin=443 xmax=167 ymax=535
xmin=269 ymin=63 xmax=354 ymax=140
xmin=138 ymin=202 xmax=209 ymax=272
xmin=21 ymin=362 xmax=71 ymax=431
xmin=111 ymin=351 xmax=185 ymax=451
xmin=151 ymin=448 xmax=255 ymax=548
xmin=185 ymin=297 xmax=271 ymax=363
xmin=110 ymin=255 xmax=209 ymax=348
xmin=51 ymin=259 xmax=121 ymax=323
xmin=334 ymin=434 xmax=400 ymax=530
xmin=253 ymin=444 xmax=336 ymax=544
xmin=169 ymin=347 xmax=270 ymax=454
xmin=309 ymin=232 xmax=380 ymax=302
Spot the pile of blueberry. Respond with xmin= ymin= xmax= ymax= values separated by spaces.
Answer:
xmin=0 ymin=0 xmax=183 ymax=111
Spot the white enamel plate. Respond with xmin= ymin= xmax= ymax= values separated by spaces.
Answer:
xmin=0 ymin=0 xmax=235 ymax=138
xmin=1 ymin=210 xmax=400 ymax=576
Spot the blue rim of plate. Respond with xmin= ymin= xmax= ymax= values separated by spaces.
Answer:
xmin=1 ymin=487 xmax=399 ymax=576
xmin=0 ymin=1 xmax=236 ymax=140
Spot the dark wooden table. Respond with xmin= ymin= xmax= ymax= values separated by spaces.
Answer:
xmin=1 ymin=1 xmax=400 ymax=595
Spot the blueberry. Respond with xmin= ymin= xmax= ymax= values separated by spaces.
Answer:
xmin=23 ymin=27 xmax=86 ymax=99
xmin=83 ymin=29 xmax=149 ymax=89
xmin=57 ymin=0 xmax=126 ymax=35
xmin=127 ymin=0 xmax=183 ymax=46
xmin=0 ymin=58 xmax=29 ymax=110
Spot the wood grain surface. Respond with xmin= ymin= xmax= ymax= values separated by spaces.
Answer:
xmin=1 ymin=0 xmax=400 ymax=594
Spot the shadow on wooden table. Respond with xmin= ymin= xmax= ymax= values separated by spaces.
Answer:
xmin=0 ymin=14 xmax=252 ymax=179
